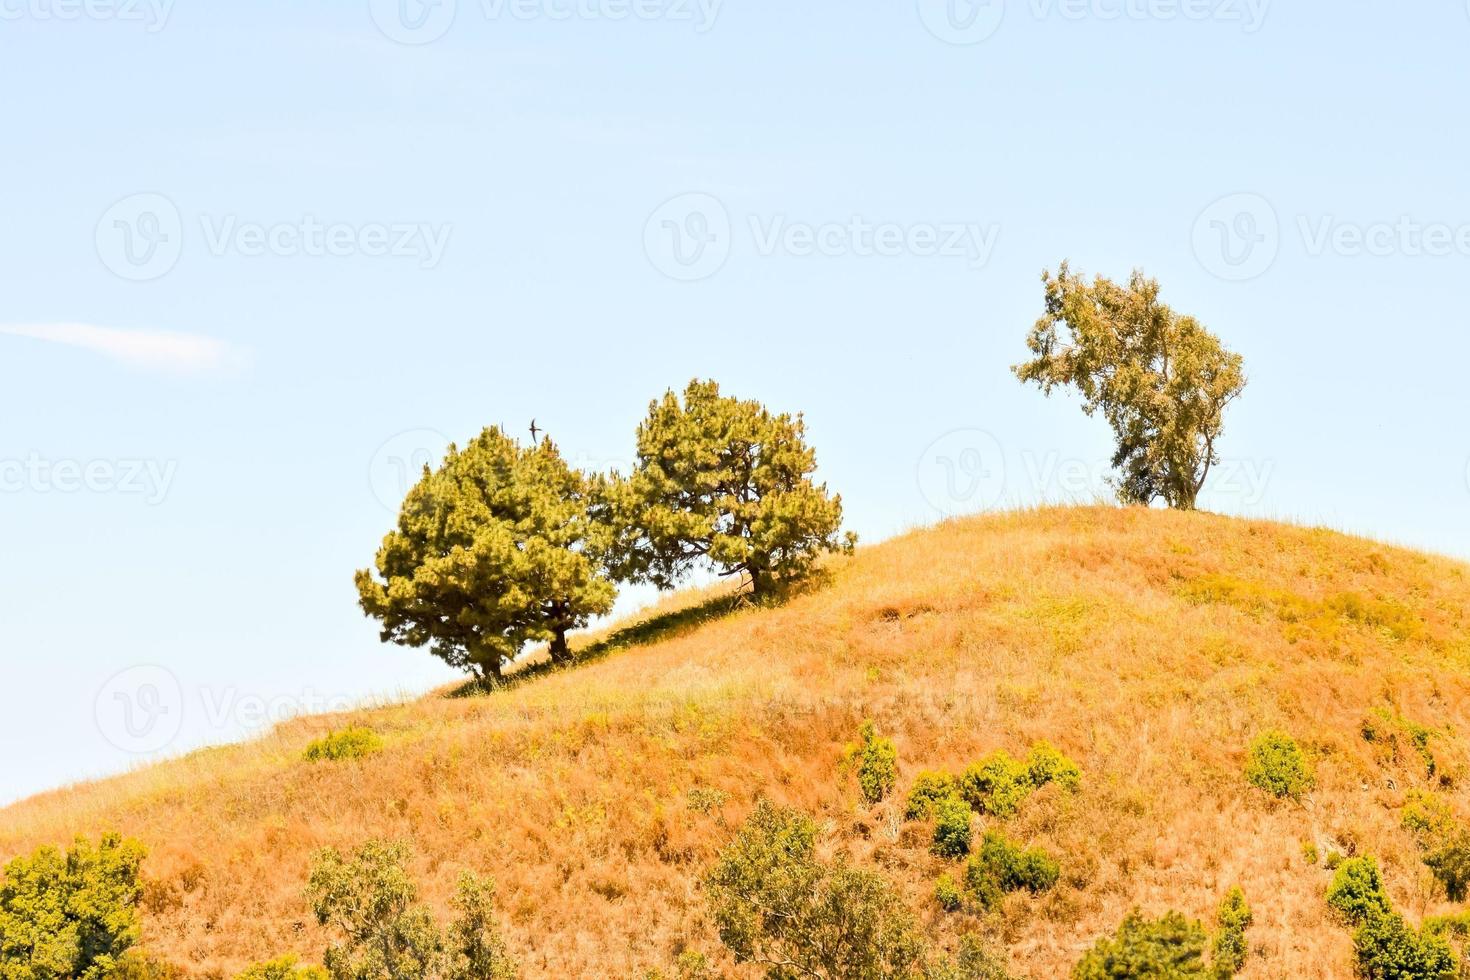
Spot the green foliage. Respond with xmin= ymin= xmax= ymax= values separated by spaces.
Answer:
xmin=0 ymin=833 xmax=146 ymax=980
xmin=924 ymin=935 xmax=1015 ymax=980
xmin=356 ymin=427 xmax=616 ymax=681
xmin=1026 ymin=741 xmax=1083 ymax=792
xmin=1015 ymin=264 xmax=1247 ymax=511
xmin=931 ymin=796 xmax=974 ymax=859
xmin=1352 ymin=913 xmax=1457 ymax=980
xmin=958 ymin=752 xmax=1033 ymax=818
xmin=851 ymin=722 xmax=898 ymax=805
xmin=703 ymin=800 xmax=926 ymax=980
xmin=235 ymin=955 xmax=331 ymax=979
xmin=1327 ymin=857 xmax=1393 ymax=928
xmin=905 ymin=771 xmax=959 ymax=821
xmin=959 ymin=743 xmax=1082 ymax=817
xmin=1212 ymin=887 xmax=1252 ymax=976
xmin=1245 ymin=731 xmax=1313 ymax=800
xmin=1403 ymin=793 xmax=1470 ymax=902
xmin=967 ymin=832 xmax=1060 ymax=900
xmin=306 ymin=841 xmax=517 ymax=980
xmin=603 ymin=379 xmax=854 ymax=599
xmin=1071 ymin=911 xmax=1212 ymax=979
xmin=935 ymin=874 xmax=964 ymax=913
xmin=303 ymin=727 xmax=383 ymax=762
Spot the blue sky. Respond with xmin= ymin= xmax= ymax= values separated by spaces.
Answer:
xmin=2 ymin=0 xmax=1468 ymax=805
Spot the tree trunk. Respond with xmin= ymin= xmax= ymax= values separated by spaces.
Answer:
xmin=549 ymin=625 xmax=572 ymax=664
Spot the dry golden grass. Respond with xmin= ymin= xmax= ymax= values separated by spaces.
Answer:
xmin=5 ymin=506 xmax=1470 ymax=977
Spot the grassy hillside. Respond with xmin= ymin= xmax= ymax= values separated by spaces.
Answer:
xmin=5 ymin=506 xmax=1470 ymax=977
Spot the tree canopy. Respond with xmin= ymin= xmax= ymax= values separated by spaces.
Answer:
xmin=355 ymin=428 xmax=615 ymax=681
xmin=603 ymin=379 xmax=854 ymax=598
xmin=1015 ymin=264 xmax=1246 ymax=510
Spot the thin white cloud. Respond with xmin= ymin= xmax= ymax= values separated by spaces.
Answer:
xmin=0 ymin=323 xmax=248 ymax=376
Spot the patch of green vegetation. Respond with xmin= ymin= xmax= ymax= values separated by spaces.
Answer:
xmin=1180 ymin=575 xmax=1426 ymax=644
xmin=931 ymin=795 xmax=974 ymax=859
xmin=234 ymin=955 xmax=330 ymax=979
xmin=1072 ymin=910 xmax=1213 ymax=979
xmin=935 ymin=873 xmax=964 ymax=913
xmin=1244 ymin=731 xmax=1313 ymax=800
xmin=0 ymin=833 xmax=146 ymax=980
xmin=964 ymin=832 xmax=1059 ymax=909
xmin=905 ymin=771 xmax=959 ymax=820
xmin=1326 ymin=857 xmax=1392 ymax=927
xmin=1402 ymin=792 xmax=1470 ymax=902
xmin=1212 ymin=887 xmax=1253 ymax=975
xmin=850 ymin=722 xmax=899 ymax=805
xmin=1351 ymin=913 xmax=1456 ymax=980
xmin=303 ymin=726 xmax=384 ymax=762
xmin=959 ymin=743 xmax=1083 ymax=817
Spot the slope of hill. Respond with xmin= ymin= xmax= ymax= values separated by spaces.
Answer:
xmin=5 ymin=506 xmax=1470 ymax=978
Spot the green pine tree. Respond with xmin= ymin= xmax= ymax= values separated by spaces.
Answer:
xmin=355 ymin=427 xmax=616 ymax=681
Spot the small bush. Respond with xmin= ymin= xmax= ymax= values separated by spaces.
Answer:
xmin=1026 ymin=741 xmax=1082 ymax=792
xmin=1403 ymin=792 xmax=1470 ymax=902
xmin=1212 ymin=887 xmax=1252 ymax=975
xmin=1302 ymin=841 xmax=1320 ymax=866
xmin=935 ymin=873 xmax=964 ymax=913
xmin=959 ymin=752 xmax=1033 ymax=818
xmin=1326 ymin=857 xmax=1393 ymax=928
xmin=1072 ymin=910 xmax=1212 ymax=979
xmin=235 ymin=956 xmax=330 ymax=979
xmin=931 ymin=796 xmax=974 ymax=859
xmin=852 ymin=722 xmax=899 ymax=805
xmin=705 ymin=800 xmax=926 ymax=979
xmin=925 ymin=934 xmax=1015 ymax=980
xmin=965 ymin=832 xmax=1059 ymax=908
xmin=906 ymin=771 xmax=959 ymax=820
xmin=303 ymin=726 xmax=383 ymax=762
xmin=1352 ymin=912 xmax=1457 ymax=980
xmin=0 ymin=833 xmax=147 ymax=980
xmin=1245 ymin=731 xmax=1313 ymax=800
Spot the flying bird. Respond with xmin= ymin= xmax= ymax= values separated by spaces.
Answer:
xmin=529 ymin=419 xmax=542 ymax=443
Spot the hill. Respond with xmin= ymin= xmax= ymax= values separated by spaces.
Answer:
xmin=4 ymin=506 xmax=1470 ymax=978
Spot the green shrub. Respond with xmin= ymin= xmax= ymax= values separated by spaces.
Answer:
xmin=303 ymin=726 xmax=383 ymax=762
xmin=704 ymin=800 xmax=926 ymax=979
xmin=959 ymin=743 xmax=1083 ymax=817
xmin=906 ymin=771 xmax=959 ymax=820
xmin=925 ymin=934 xmax=1015 ymax=980
xmin=959 ymin=752 xmax=1033 ymax=818
xmin=931 ymin=796 xmax=974 ymax=859
xmin=1244 ymin=731 xmax=1313 ymax=800
xmin=1302 ymin=841 xmax=1320 ymax=865
xmin=235 ymin=956 xmax=330 ymax=979
xmin=964 ymin=832 xmax=1059 ymax=908
xmin=852 ymin=722 xmax=899 ymax=805
xmin=1072 ymin=910 xmax=1212 ymax=979
xmin=935 ymin=873 xmax=964 ymax=913
xmin=1327 ymin=857 xmax=1393 ymax=928
xmin=1403 ymin=792 xmax=1470 ymax=902
xmin=307 ymin=841 xmax=518 ymax=980
xmin=1026 ymin=741 xmax=1082 ymax=792
xmin=0 ymin=833 xmax=146 ymax=980
xmin=1352 ymin=912 xmax=1457 ymax=980
xmin=1212 ymin=887 xmax=1252 ymax=975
